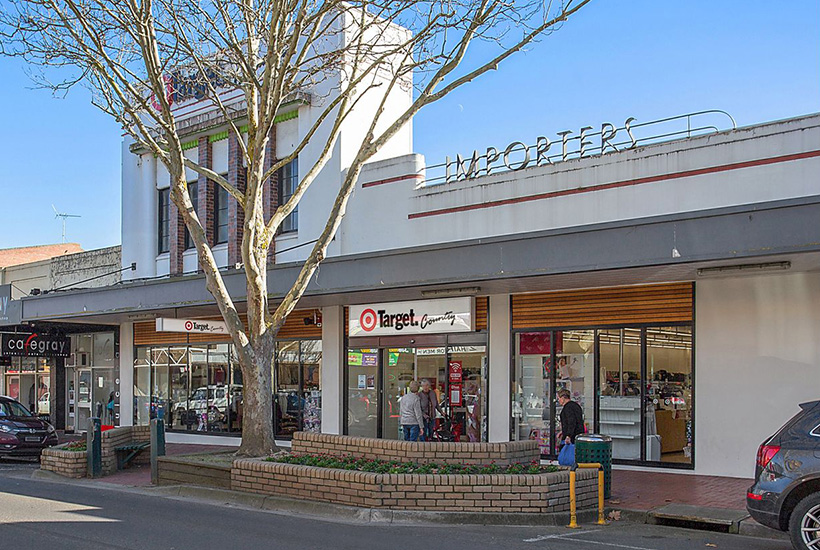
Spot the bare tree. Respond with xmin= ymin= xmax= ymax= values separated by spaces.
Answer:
xmin=1 ymin=0 xmax=590 ymax=456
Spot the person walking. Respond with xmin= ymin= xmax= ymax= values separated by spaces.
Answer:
xmin=399 ymin=381 xmax=425 ymax=442
xmin=418 ymin=379 xmax=438 ymax=441
xmin=557 ymin=389 xmax=584 ymax=444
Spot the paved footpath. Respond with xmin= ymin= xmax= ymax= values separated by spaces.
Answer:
xmin=0 ymin=460 xmax=792 ymax=550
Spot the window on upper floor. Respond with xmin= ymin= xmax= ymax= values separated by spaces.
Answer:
xmin=184 ymin=181 xmax=198 ymax=250
xmin=278 ymin=158 xmax=298 ymax=234
xmin=158 ymin=188 xmax=170 ymax=254
xmin=214 ymin=177 xmax=229 ymax=245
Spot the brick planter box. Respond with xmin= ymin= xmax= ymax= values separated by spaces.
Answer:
xmin=291 ymin=432 xmax=540 ymax=466
xmin=41 ymin=446 xmax=88 ymax=478
xmin=157 ymin=456 xmax=232 ymax=489
xmin=232 ymin=458 xmax=597 ymax=513
xmin=39 ymin=425 xmax=151 ymax=478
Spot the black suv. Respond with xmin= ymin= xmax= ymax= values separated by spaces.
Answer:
xmin=0 ymin=396 xmax=59 ymax=456
xmin=747 ymin=400 xmax=820 ymax=550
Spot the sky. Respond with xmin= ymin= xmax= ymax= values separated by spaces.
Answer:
xmin=0 ymin=0 xmax=817 ymax=251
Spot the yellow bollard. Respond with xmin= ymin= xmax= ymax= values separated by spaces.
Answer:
xmin=568 ymin=469 xmax=579 ymax=528
xmin=597 ymin=468 xmax=607 ymax=525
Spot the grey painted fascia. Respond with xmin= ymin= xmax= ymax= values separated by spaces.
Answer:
xmin=20 ymin=195 xmax=820 ymax=321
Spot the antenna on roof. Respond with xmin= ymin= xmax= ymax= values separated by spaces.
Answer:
xmin=52 ymin=204 xmax=81 ymax=243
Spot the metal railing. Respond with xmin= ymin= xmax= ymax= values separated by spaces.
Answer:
xmin=568 ymin=462 xmax=607 ymax=529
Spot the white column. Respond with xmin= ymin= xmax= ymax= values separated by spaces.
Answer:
xmin=118 ymin=322 xmax=134 ymax=426
xmin=321 ymin=306 xmax=345 ymax=434
xmin=488 ymin=294 xmax=512 ymax=442
xmin=122 ymin=150 xmax=157 ymax=280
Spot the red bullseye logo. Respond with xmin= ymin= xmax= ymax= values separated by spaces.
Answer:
xmin=359 ymin=309 xmax=377 ymax=332
xmin=184 ymin=320 xmax=194 ymax=331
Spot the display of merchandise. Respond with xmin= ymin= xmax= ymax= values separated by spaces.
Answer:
xmin=303 ymin=391 xmax=322 ymax=433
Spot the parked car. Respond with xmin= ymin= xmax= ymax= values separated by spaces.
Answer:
xmin=0 ymin=395 xmax=59 ymax=456
xmin=171 ymin=384 xmax=242 ymax=430
xmin=747 ymin=400 xmax=820 ymax=550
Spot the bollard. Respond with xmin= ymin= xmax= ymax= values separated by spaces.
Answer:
xmin=568 ymin=462 xmax=607 ymax=528
xmin=87 ymin=417 xmax=102 ymax=478
xmin=150 ymin=418 xmax=166 ymax=484
xmin=568 ymin=469 xmax=579 ymax=528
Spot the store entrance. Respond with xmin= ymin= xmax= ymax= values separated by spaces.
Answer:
xmin=347 ymin=338 xmax=487 ymax=442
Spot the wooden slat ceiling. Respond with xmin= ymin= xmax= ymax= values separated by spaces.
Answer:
xmin=511 ymin=283 xmax=693 ymax=329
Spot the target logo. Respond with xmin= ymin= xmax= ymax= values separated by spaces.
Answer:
xmin=359 ymin=309 xmax=378 ymax=332
xmin=184 ymin=320 xmax=194 ymax=331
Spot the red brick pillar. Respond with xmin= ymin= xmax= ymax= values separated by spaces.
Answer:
xmin=227 ymin=134 xmax=246 ymax=266
xmin=262 ymin=129 xmax=278 ymax=263
xmin=197 ymin=137 xmax=214 ymax=248
xmin=169 ymin=194 xmax=185 ymax=276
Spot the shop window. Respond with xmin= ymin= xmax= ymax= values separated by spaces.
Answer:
xmin=301 ymin=340 xmax=322 ymax=433
xmin=158 ymin=188 xmax=170 ymax=254
xmin=646 ymin=326 xmax=693 ymax=464
xmin=598 ymin=328 xmax=643 ymax=460
xmin=214 ymin=178 xmax=229 ymax=245
xmin=275 ymin=341 xmax=300 ymax=438
xmin=134 ymin=348 xmax=151 ymax=426
xmin=346 ymin=348 xmax=379 ymax=438
xmin=184 ymin=181 xmax=198 ymax=250
xmin=278 ymin=158 xmax=298 ymax=233
xmin=93 ymin=332 xmax=116 ymax=367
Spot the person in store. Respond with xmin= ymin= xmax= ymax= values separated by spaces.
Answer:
xmin=557 ymin=389 xmax=584 ymax=444
xmin=418 ymin=379 xmax=438 ymax=441
xmin=399 ymin=381 xmax=425 ymax=442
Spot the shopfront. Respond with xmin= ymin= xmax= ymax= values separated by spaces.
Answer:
xmin=131 ymin=310 xmax=322 ymax=437
xmin=65 ymin=331 xmax=119 ymax=431
xmin=0 ymin=332 xmax=70 ymax=424
xmin=345 ymin=297 xmax=489 ymax=442
xmin=510 ymin=283 xmax=695 ymax=468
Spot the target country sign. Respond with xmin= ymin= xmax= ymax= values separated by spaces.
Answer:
xmin=156 ymin=318 xmax=229 ymax=335
xmin=349 ymin=298 xmax=474 ymax=337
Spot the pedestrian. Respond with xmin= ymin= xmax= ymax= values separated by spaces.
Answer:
xmin=557 ymin=389 xmax=584 ymax=444
xmin=399 ymin=380 xmax=425 ymax=442
xmin=418 ymin=379 xmax=438 ymax=441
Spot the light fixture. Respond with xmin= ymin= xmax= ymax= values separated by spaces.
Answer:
xmin=697 ymin=261 xmax=791 ymax=277
xmin=421 ymin=286 xmax=481 ymax=298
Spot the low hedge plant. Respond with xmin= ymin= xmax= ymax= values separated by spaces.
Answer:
xmin=266 ymin=453 xmax=557 ymax=475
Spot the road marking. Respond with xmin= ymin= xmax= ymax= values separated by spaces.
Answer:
xmin=523 ymin=530 xmax=657 ymax=550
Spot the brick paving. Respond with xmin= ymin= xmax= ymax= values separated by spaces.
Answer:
xmin=609 ymin=469 xmax=752 ymax=511
xmin=101 ymin=444 xmax=236 ymax=487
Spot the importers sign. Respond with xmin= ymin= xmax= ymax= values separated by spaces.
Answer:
xmin=155 ymin=318 xmax=229 ymax=334
xmin=1 ymin=333 xmax=71 ymax=358
xmin=349 ymin=298 xmax=474 ymax=337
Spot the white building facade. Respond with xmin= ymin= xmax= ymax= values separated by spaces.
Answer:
xmin=20 ymin=80 xmax=820 ymax=477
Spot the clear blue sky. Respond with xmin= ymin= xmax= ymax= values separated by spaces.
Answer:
xmin=0 ymin=0 xmax=817 ymax=251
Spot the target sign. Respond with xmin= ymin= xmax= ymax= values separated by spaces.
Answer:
xmin=359 ymin=309 xmax=378 ymax=332
xmin=184 ymin=320 xmax=194 ymax=331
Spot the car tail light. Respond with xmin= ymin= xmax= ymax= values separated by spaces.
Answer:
xmin=747 ymin=492 xmax=763 ymax=501
xmin=756 ymin=444 xmax=780 ymax=469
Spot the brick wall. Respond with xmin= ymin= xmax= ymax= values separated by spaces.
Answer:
xmin=40 ymin=425 xmax=151 ymax=478
xmin=232 ymin=458 xmax=598 ymax=513
xmin=41 ymin=447 xmax=87 ymax=478
xmin=291 ymin=432 xmax=540 ymax=466
xmin=227 ymin=134 xmax=246 ymax=265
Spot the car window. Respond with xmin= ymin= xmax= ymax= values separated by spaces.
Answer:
xmin=0 ymin=401 xmax=32 ymax=417
xmin=811 ymin=424 xmax=820 ymax=438
xmin=216 ymin=389 xmax=225 ymax=399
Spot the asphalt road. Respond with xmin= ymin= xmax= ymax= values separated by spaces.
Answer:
xmin=0 ymin=460 xmax=792 ymax=550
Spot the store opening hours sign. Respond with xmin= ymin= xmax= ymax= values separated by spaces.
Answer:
xmin=349 ymin=298 xmax=474 ymax=337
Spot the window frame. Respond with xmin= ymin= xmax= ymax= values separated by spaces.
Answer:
xmin=158 ymin=188 xmax=170 ymax=254
xmin=213 ymin=177 xmax=229 ymax=245
xmin=184 ymin=181 xmax=199 ymax=250
xmin=278 ymin=158 xmax=298 ymax=234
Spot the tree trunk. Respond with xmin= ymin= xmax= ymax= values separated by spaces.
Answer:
xmin=235 ymin=339 xmax=277 ymax=457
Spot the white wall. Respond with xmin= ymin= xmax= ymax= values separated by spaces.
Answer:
xmin=488 ymin=294 xmax=511 ymax=442
xmin=119 ymin=322 xmax=135 ymax=426
xmin=320 ymin=305 xmax=345 ymax=434
xmin=695 ymin=272 xmax=820 ymax=478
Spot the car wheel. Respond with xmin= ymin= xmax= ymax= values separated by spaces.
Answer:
xmin=789 ymin=492 xmax=820 ymax=550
